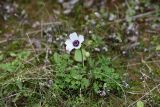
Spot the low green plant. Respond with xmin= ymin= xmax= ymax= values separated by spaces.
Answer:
xmin=50 ymin=52 xmax=121 ymax=98
xmin=0 ymin=51 xmax=30 ymax=72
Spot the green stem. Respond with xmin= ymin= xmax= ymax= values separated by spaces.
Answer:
xmin=81 ymin=48 xmax=84 ymax=67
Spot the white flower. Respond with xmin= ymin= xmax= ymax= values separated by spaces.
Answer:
xmin=65 ymin=32 xmax=84 ymax=53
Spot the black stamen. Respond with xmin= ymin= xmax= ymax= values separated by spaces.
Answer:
xmin=73 ymin=40 xmax=79 ymax=47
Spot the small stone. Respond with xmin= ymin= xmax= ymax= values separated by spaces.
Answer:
xmin=70 ymin=0 xmax=79 ymax=5
xmin=144 ymin=48 xmax=148 ymax=52
xmin=102 ymin=47 xmax=108 ymax=52
xmin=56 ymin=37 xmax=60 ymax=41
xmin=53 ymin=10 xmax=60 ymax=15
xmin=32 ymin=21 xmax=40 ymax=28
xmin=91 ymin=19 xmax=96 ymax=25
xmin=21 ymin=9 xmax=26 ymax=15
xmin=84 ymin=0 xmax=94 ymax=8
xmin=63 ymin=9 xmax=72 ymax=15
xmin=57 ymin=0 xmax=64 ymax=3
xmin=128 ymin=36 xmax=138 ymax=43
xmin=98 ymin=90 xmax=106 ymax=97
xmin=127 ymin=23 xmax=134 ymax=31
xmin=46 ymin=27 xmax=52 ymax=32
xmin=122 ymin=81 xmax=129 ymax=88
xmin=94 ymin=12 xmax=101 ymax=18
xmin=122 ymin=50 xmax=127 ymax=55
xmin=84 ymin=15 xmax=89 ymax=21
xmin=94 ymin=48 xmax=100 ymax=52
xmin=135 ymin=5 xmax=139 ymax=10
xmin=109 ymin=14 xmax=116 ymax=21
xmin=49 ymin=49 xmax=52 ymax=54
xmin=89 ymin=30 xmax=92 ymax=34
xmin=48 ymin=36 xmax=53 ymax=43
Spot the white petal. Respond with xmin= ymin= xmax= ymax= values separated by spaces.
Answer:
xmin=78 ymin=35 xmax=84 ymax=43
xmin=65 ymin=39 xmax=71 ymax=45
xmin=69 ymin=32 xmax=79 ymax=41
xmin=66 ymin=45 xmax=74 ymax=52
xmin=65 ymin=39 xmax=74 ymax=52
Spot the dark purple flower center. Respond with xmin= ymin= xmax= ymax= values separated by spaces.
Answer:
xmin=73 ymin=40 xmax=79 ymax=47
